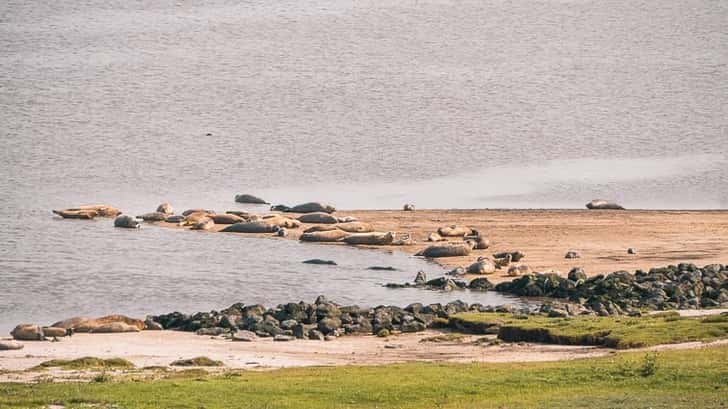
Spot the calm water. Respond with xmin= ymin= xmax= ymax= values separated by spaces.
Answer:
xmin=1 ymin=0 xmax=727 ymax=332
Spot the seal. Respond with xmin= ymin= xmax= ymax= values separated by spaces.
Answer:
xmin=53 ymin=209 xmax=98 ymax=219
xmin=298 ymin=212 xmax=339 ymax=224
xmin=303 ymin=225 xmax=339 ymax=233
xmin=403 ymin=204 xmax=415 ymax=211
xmin=343 ymin=232 xmax=394 ymax=245
xmin=417 ymin=243 xmax=472 ymax=258
xmin=235 ymin=194 xmax=269 ymax=204
xmin=262 ymin=215 xmax=301 ymax=228
xmin=191 ymin=218 xmax=215 ymax=230
xmin=426 ymin=232 xmax=446 ymax=242
xmin=437 ymin=225 xmax=474 ymax=237
xmin=467 ymin=258 xmax=496 ymax=274
xmin=302 ymin=259 xmax=337 ymax=265
xmin=71 ymin=205 xmax=121 ymax=217
xmin=336 ymin=222 xmax=375 ymax=233
xmin=285 ymin=202 xmax=336 ymax=214
xmin=493 ymin=251 xmax=525 ymax=262
xmin=494 ymin=253 xmax=512 ymax=269
xmin=156 ymin=203 xmax=173 ymax=215
xmin=507 ymin=264 xmax=532 ymax=276
xmin=299 ymin=229 xmax=349 ymax=242
xmin=221 ymin=221 xmax=279 ymax=233
xmin=165 ymin=215 xmax=186 ymax=224
xmin=586 ymin=199 xmax=625 ymax=210
xmin=226 ymin=210 xmax=250 ymax=218
xmin=211 ymin=214 xmax=245 ymax=224
xmin=184 ymin=212 xmax=213 ymax=225
xmin=10 ymin=324 xmax=43 ymax=341
xmin=114 ymin=215 xmax=140 ymax=228
xmin=182 ymin=209 xmax=215 ymax=216
xmin=136 ymin=212 xmax=167 ymax=222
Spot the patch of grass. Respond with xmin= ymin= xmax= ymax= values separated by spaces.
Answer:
xmin=170 ymin=357 xmax=223 ymax=367
xmin=32 ymin=357 xmax=135 ymax=371
xmin=419 ymin=333 xmax=467 ymax=343
xmin=1 ymin=345 xmax=727 ymax=408
xmin=449 ymin=312 xmax=728 ymax=349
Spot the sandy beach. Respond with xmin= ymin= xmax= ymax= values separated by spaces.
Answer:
xmin=161 ymin=209 xmax=728 ymax=283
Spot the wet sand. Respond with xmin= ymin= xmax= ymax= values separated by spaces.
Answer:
xmin=161 ymin=209 xmax=728 ymax=283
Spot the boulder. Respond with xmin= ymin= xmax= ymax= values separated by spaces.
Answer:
xmin=403 ymin=204 xmax=415 ymax=211
xmin=235 ymin=194 xmax=268 ymax=204
xmin=586 ymin=199 xmax=625 ymax=210
xmin=221 ymin=221 xmax=279 ymax=234
xmin=565 ymin=250 xmax=581 ymax=259
xmin=232 ymin=330 xmax=257 ymax=342
xmin=468 ymin=277 xmax=494 ymax=290
xmin=308 ymin=329 xmax=325 ymax=340
xmin=298 ymin=212 xmax=338 ymax=224
xmin=343 ymin=232 xmax=395 ymax=246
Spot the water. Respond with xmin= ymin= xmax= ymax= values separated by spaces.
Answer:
xmin=1 ymin=0 xmax=727 ymax=331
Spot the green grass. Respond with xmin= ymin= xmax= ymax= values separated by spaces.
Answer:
xmin=449 ymin=312 xmax=728 ymax=349
xmin=1 ymin=345 xmax=727 ymax=408
xmin=31 ymin=357 xmax=135 ymax=371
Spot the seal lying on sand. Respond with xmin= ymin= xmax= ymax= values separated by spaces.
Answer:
xmin=303 ymin=225 xmax=339 ymax=233
xmin=0 ymin=340 xmax=24 ymax=350
xmin=284 ymin=202 xmax=336 ymax=214
xmin=586 ymin=199 xmax=625 ymax=210
xmin=343 ymin=232 xmax=394 ymax=245
xmin=507 ymin=264 xmax=532 ymax=276
xmin=298 ymin=212 xmax=338 ymax=224
xmin=165 ymin=215 xmax=185 ymax=224
xmin=182 ymin=209 xmax=215 ymax=216
xmin=10 ymin=324 xmax=43 ymax=341
xmin=467 ymin=258 xmax=496 ymax=274
xmin=427 ymin=232 xmax=446 ymax=242
xmin=226 ymin=210 xmax=250 ymax=218
xmin=235 ymin=194 xmax=269 ymax=204
xmin=156 ymin=203 xmax=173 ymax=214
xmin=191 ymin=218 xmax=214 ymax=230
xmin=221 ymin=221 xmax=279 ymax=233
xmin=437 ymin=225 xmax=474 ymax=237
xmin=136 ymin=212 xmax=167 ymax=222
xmin=184 ymin=212 xmax=212 ymax=225
xmin=67 ymin=205 xmax=121 ymax=217
xmin=337 ymin=222 xmax=375 ymax=233
xmin=262 ymin=215 xmax=301 ymax=228
xmin=417 ymin=243 xmax=473 ymax=258
xmin=114 ymin=215 xmax=140 ymax=228
xmin=299 ymin=229 xmax=349 ymax=242
xmin=67 ymin=315 xmax=145 ymax=333
xmin=211 ymin=214 xmax=244 ymax=224
xmin=53 ymin=209 xmax=98 ymax=219
xmin=493 ymin=251 xmax=525 ymax=262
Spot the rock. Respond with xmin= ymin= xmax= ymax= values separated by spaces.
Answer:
xmin=568 ymin=267 xmax=587 ymax=281
xmin=298 ymin=212 xmax=339 ymax=224
xmin=299 ymin=229 xmax=349 ymax=242
xmin=114 ymin=215 xmax=140 ymax=228
xmin=467 ymin=259 xmax=496 ymax=275
xmin=343 ymin=232 xmax=395 ymax=246
xmin=274 ymin=335 xmax=295 ymax=342
xmin=286 ymin=202 xmax=336 ymax=214
xmin=418 ymin=244 xmax=472 ymax=258
xmin=11 ymin=324 xmax=43 ymax=341
xmin=437 ymin=226 xmax=473 ymax=237
xmin=565 ymin=250 xmax=580 ymax=259
xmin=302 ymin=259 xmax=337 ymax=266
xmin=468 ymin=277 xmax=494 ymax=290
xmin=0 ymin=340 xmax=24 ymax=350
xmin=628 ymin=248 xmax=637 ymax=255
xmin=403 ymin=204 xmax=415 ymax=211
xmin=221 ymin=221 xmax=279 ymax=233
xmin=144 ymin=319 xmax=163 ymax=331
xmin=235 ymin=194 xmax=268 ymax=204
xmin=401 ymin=320 xmax=426 ymax=333
xmin=586 ymin=199 xmax=625 ymax=210
xmin=376 ymin=329 xmax=390 ymax=337
xmin=317 ymin=318 xmax=342 ymax=335
xmin=232 ymin=330 xmax=257 ymax=342
xmin=414 ymin=271 xmax=427 ymax=285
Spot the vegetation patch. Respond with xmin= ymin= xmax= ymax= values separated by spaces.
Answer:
xmin=170 ymin=357 xmax=223 ymax=367
xmin=449 ymin=312 xmax=728 ymax=349
xmin=1 ymin=346 xmax=727 ymax=408
xmin=32 ymin=357 xmax=134 ymax=371
xmin=419 ymin=333 xmax=467 ymax=343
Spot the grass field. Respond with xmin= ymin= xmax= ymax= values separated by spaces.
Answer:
xmin=449 ymin=311 xmax=728 ymax=348
xmin=1 ymin=344 xmax=727 ymax=409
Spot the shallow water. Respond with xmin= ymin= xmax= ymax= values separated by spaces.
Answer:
xmin=1 ymin=0 xmax=727 ymax=332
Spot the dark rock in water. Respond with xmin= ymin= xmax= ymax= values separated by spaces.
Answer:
xmin=302 ymin=259 xmax=337 ymax=266
xmin=235 ymin=194 xmax=268 ymax=204
xmin=468 ymin=277 xmax=494 ymax=291
xmin=586 ymin=199 xmax=625 ymax=210
xmin=367 ymin=266 xmax=397 ymax=271
xmin=565 ymin=250 xmax=580 ymax=259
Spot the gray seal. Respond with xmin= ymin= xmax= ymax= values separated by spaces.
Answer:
xmin=235 ymin=194 xmax=269 ymax=204
xmin=221 ymin=221 xmax=279 ymax=233
xmin=417 ymin=243 xmax=472 ymax=258
xmin=586 ymin=199 xmax=625 ymax=210
xmin=299 ymin=229 xmax=349 ymax=242
xmin=114 ymin=215 xmax=140 ymax=228
xmin=285 ymin=202 xmax=336 ymax=214
xmin=437 ymin=226 xmax=474 ymax=237
xmin=298 ymin=212 xmax=339 ymax=224
xmin=136 ymin=212 xmax=167 ymax=222
xmin=343 ymin=232 xmax=394 ymax=245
